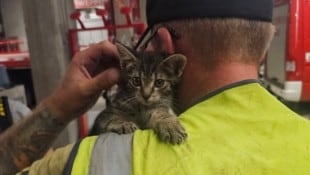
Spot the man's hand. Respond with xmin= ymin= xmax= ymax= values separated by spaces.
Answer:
xmin=45 ymin=41 xmax=120 ymax=123
xmin=0 ymin=41 xmax=120 ymax=175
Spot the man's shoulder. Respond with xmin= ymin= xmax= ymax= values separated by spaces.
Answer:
xmin=17 ymin=144 xmax=74 ymax=175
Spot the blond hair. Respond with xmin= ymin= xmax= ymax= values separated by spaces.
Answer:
xmin=158 ymin=18 xmax=275 ymax=66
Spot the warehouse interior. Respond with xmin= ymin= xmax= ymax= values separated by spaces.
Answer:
xmin=0 ymin=0 xmax=309 ymax=148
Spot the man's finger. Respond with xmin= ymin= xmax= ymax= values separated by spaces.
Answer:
xmin=89 ymin=68 xmax=120 ymax=92
xmin=74 ymin=41 xmax=120 ymax=76
xmin=79 ymin=41 xmax=118 ymax=62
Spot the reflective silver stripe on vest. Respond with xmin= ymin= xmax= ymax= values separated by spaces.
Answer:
xmin=89 ymin=133 xmax=133 ymax=175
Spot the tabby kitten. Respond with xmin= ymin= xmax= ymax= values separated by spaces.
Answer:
xmin=91 ymin=43 xmax=187 ymax=144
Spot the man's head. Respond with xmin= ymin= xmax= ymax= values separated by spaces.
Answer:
xmin=136 ymin=0 xmax=275 ymax=67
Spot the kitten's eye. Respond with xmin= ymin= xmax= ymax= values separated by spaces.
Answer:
xmin=131 ymin=77 xmax=141 ymax=87
xmin=155 ymin=79 xmax=165 ymax=88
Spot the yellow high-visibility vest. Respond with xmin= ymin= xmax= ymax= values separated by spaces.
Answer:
xmin=69 ymin=81 xmax=310 ymax=175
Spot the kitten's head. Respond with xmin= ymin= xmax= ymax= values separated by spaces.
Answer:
xmin=116 ymin=43 xmax=187 ymax=106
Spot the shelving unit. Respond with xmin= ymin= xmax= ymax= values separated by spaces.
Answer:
xmin=0 ymin=38 xmax=30 ymax=68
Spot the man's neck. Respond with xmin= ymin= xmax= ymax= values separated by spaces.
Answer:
xmin=178 ymin=61 xmax=259 ymax=112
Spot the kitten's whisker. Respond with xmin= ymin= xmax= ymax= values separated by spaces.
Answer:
xmin=120 ymin=96 xmax=136 ymax=105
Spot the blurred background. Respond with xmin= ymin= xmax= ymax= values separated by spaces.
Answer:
xmin=0 ymin=0 xmax=308 ymax=147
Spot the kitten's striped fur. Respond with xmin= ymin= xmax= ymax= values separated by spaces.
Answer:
xmin=91 ymin=43 xmax=187 ymax=144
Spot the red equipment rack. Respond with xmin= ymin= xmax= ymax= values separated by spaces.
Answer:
xmin=69 ymin=7 xmax=145 ymax=56
xmin=0 ymin=38 xmax=30 ymax=69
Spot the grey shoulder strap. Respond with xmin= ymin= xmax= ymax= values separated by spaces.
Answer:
xmin=89 ymin=133 xmax=133 ymax=175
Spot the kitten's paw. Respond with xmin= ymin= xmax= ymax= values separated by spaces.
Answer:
xmin=107 ymin=121 xmax=138 ymax=134
xmin=154 ymin=119 xmax=188 ymax=144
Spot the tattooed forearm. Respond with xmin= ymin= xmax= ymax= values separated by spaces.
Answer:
xmin=0 ymin=103 xmax=67 ymax=175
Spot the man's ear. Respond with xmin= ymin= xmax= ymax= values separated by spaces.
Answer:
xmin=115 ymin=43 xmax=137 ymax=70
xmin=160 ymin=54 xmax=187 ymax=77
xmin=156 ymin=27 xmax=175 ymax=54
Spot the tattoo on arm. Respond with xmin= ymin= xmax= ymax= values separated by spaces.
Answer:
xmin=0 ymin=104 xmax=67 ymax=175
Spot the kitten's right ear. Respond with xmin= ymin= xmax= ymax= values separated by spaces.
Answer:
xmin=160 ymin=54 xmax=187 ymax=77
xmin=116 ymin=43 xmax=137 ymax=70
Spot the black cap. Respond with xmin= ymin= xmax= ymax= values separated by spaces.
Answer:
xmin=147 ymin=0 xmax=273 ymax=26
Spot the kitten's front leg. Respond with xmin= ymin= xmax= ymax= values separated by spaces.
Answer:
xmin=148 ymin=108 xmax=187 ymax=144
xmin=105 ymin=118 xmax=138 ymax=134
xmin=92 ymin=110 xmax=138 ymax=135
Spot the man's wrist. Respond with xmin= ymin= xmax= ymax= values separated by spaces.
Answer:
xmin=41 ymin=95 xmax=72 ymax=124
xmin=36 ymin=102 xmax=68 ymax=127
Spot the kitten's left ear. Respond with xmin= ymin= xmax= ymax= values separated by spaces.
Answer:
xmin=160 ymin=54 xmax=187 ymax=77
xmin=116 ymin=43 xmax=137 ymax=70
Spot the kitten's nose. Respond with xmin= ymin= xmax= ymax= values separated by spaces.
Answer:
xmin=141 ymin=87 xmax=152 ymax=101
xmin=142 ymin=92 xmax=151 ymax=101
